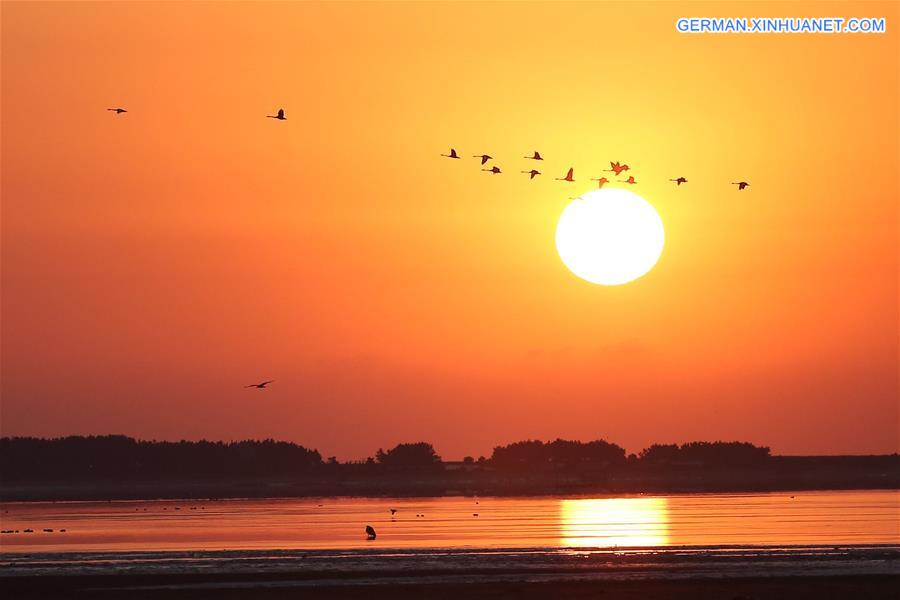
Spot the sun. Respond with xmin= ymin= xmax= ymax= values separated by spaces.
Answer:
xmin=555 ymin=188 xmax=664 ymax=285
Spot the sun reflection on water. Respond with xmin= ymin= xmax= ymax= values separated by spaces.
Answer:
xmin=560 ymin=497 xmax=669 ymax=548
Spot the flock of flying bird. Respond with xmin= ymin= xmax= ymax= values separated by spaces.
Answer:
xmin=106 ymin=108 xmax=750 ymax=191
xmin=106 ymin=106 xmax=749 ymax=391
xmin=440 ymin=147 xmax=751 ymax=191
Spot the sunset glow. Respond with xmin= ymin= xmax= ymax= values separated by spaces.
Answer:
xmin=555 ymin=189 xmax=665 ymax=285
xmin=1 ymin=1 xmax=897 ymax=460
xmin=560 ymin=498 xmax=669 ymax=548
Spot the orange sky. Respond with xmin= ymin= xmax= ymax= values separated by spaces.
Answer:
xmin=2 ymin=1 xmax=897 ymax=459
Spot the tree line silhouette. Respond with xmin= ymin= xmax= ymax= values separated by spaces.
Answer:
xmin=0 ymin=435 xmax=774 ymax=482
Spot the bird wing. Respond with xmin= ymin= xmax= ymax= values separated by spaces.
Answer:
xmin=277 ymin=109 xmax=284 ymax=118
xmin=481 ymin=156 xmax=488 ymax=164
xmin=566 ymin=168 xmax=573 ymax=178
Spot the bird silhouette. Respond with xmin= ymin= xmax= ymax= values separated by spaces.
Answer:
xmin=390 ymin=508 xmax=398 ymax=515
xmin=107 ymin=108 xmax=127 ymax=114
xmin=366 ymin=525 xmax=377 ymax=540
xmin=619 ymin=176 xmax=637 ymax=185
xmin=266 ymin=108 xmax=286 ymax=120
xmin=482 ymin=166 xmax=501 ymax=174
xmin=245 ymin=380 xmax=274 ymax=389
xmin=670 ymin=177 xmax=687 ymax=186
xmin=521 ymin=169 xmax=541 ymax=179
xmin=473 ymin=154 xmax=492 ymax=165
xmin=605 ymin=161 xmax=630 ymax=176
xmin=441 ymin=148 xmax=461 ymax=159
xmin=556 ymin=168 xmax=575 ymax=182
xmin=524 ymin=151 xmax=543 ymax=160
xmin=732 ymin=181 xmax=750 ymax=190
xmin=590 ymin=177 xmax=610 ymax=189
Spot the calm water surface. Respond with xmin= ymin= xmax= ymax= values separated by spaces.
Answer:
xmin=2 ymin=489 xmax=897 ymax=554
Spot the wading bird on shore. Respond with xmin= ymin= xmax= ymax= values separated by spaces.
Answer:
xmin=556 ymin=168 xmax=575 ymax=182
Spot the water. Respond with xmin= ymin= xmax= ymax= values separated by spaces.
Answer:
xmin=1 ymin=490 xmax=898 ymax=580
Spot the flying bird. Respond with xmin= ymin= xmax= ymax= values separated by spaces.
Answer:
xmin=266 ymin=108 xmax=286 ymax=120
xmin=555 ymin=168 xmax=575 ymax=182
xmin=670 ymin=177 xmax=688 ymax=186
xmin=107 ymin=108 xmax=127 ymax=114
xmin=524 ymin=151 xmax=543 ymax=160
xmin=390 ymin=508 xmax=398 ymax=515
xmin=441 ymin=148 xmax=461 ymax=159
xmin=521 ymin=169 xmax=541 ymax=179
xmin=366 ymin=525 xmax=377 ymax=540
xmin=605 ymin=161 xmax=630 ymax=176
xmin=483 ymin=166 xmax=501 ymax=174
xmin=732 ymin=181 xmax=750 ymax=190
xmin=473 ymin=154 xmax=492 ymax=165
xmin=245 ymin=380 xmax=274 ymax=389
xmin=619 ymin=176 xmax=637 ymax=185
xmin=590 ymin=177 xmax=610 ymax=189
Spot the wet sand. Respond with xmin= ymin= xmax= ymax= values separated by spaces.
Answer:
xmin=2 ymin=573 xmax=898 ymax=599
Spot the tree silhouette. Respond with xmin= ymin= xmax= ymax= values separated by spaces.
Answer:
xmin=375 ymin=442 xmax=443 ymax=470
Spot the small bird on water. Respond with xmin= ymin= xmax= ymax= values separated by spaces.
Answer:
xmin=366 ymin=525 xmax=377 ymax=540
xmin=266 ymin=108 xmax=286 ymax=120
xmin=245 ymin=380 xmax=274 ymax=389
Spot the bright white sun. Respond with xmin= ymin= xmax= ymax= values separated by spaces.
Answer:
xmin=555 ymin=188 xmax=664 ymax=285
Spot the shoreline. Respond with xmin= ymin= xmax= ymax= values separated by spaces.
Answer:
xmin=2 ymin=573 xmax=898 ymax=599
xmin=3 ymin=481 xmax=897 ymax=503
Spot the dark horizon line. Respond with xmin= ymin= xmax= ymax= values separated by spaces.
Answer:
xmin=1 ymin=433 xmax=896 ymax=461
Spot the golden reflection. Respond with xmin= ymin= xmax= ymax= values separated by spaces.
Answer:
xmin=560 ymin=497 xmax=669 ymax=548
